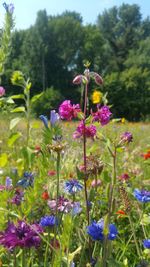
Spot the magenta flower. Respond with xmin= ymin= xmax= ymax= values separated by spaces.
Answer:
xmin=119 ymin=173 xmax=130 ymax=181
xmin=90 ymin=72 xmax=103 ymax=85
xmin=0 ymin=86 xmax=5 ymax=97
xmin=93 ymin=106 xmax=112 ymax=126
xmin=73 ymin=121 xmax=97 ymax=139
xmin=121 ymin=132 xmax=133 ymax=143
xmin=0 ymin=221 xmax=43 ymax=250
xmin=59 ymin=100 xmax=80 ymax=120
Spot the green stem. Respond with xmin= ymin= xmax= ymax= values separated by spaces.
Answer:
xmin=13 ymin=249 xmax=17 ymax=267
xmin=22 ymin=248 xmax=26 ymax=267
xmin=26 ymin=88 xmax=30 ymax=147
xmin=44 ymin=229 xmax=50 ymax=267
xmin=54 ymin=152 xmax=60 ymax=245
xmin=128 ymin=214 xmax=142 ymax=259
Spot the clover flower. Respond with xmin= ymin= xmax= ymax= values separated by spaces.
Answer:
xmin=59 ymin=100 xmax=80 ymax=120
xmin=121 ymin=132 xmax=133 ymax=143
xmin=0 ymin=221 xmax=43 ymax=249
xmin=134 ymin=189 xmax=150 ymax=203
xmin=73 ymin=121 xmax=97 ymax=139
xmin=64 ymin=179 xmax=83 ymax=194
xmin=0 ymin=86 xmax=5 ymax=97
xmin=143 ymin=239 xmax=150 ymax=249
xmin=87 ymin=219 xmax=118 ymax=241
xmin=92 ymin=105 xmax=112 ymax=126
xmin=40 ymin=215 xmax=56 ymax=227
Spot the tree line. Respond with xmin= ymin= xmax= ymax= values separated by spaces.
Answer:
xmin=3 ymin=3 xmax=150 ymax=120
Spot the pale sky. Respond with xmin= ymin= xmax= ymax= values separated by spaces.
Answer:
xmin=0 ymin=0 xmax=150 ymax=30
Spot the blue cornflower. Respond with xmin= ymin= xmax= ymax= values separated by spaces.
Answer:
xmin=39 ymin=115 xmax=48 ymax=128
xmin=50 ymin=110 xmax=60 ymax=127
xmin=143 ymin=239 xmax=150 ymax=249
xmin=134 ymin=189 xmax=150 ymax=203
xmin=72 ymin=202 xmax=82 ymax=216
xmin=17 ymin=172 xmax=34 ymax=188
xmin=64 ymin=179 xmax=83 ymax=194
xmin=40 ymin=215 xmax=56 ymax=227
xmin=87 ymin=219 xmax=118 ymax=241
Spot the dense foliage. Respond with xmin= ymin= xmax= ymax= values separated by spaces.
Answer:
xmin=2 ymin=3 xmax=150 ymax=121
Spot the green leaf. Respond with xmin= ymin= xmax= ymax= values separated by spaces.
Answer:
xmin=0 ymin=153 xmax=8 ymax=167
xmin=77 ymin=111 xmax=84 ymax=120
xmin=11 ymin=106 xmax=25 ymax=113
xmin=10 ymin=117 xmax=22 ymax=130
xmin=6 ymin=97 xmax=14 ymax=104
xmin=10 ymin=94 xmax=24 ymax=100
xmin=8 ymin=132 xmax=22 ymax=147
xmin=31 ymin=92 xmax=43 ymax=103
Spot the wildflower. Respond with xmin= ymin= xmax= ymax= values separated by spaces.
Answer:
xmin=40 ymin=215 xmax=56 ymax=227
xmin=3 ymin=2 xmax=14 ymax=14
xmin=11 ymin=189 xmax=24 ymax=205
xmin=91 ymin=179 xmax=102 ymax=188
xmin=50 ymin=110 xmax=60 ymax=127
xmin=59 ymin=100 xmax=80 ymax=120
xmin=0 ymin=221 xmax=43 ymax=249
xmin=39 ymin=115 xmax=48 ymax=128
xmin=48 ymin=170 xmax=56 ymax=176
xmin=90 ymin=72 xmax=103 ymax=85
xmin=72 ymin=202 xmax=82 ymax=216
xmin=134 ymin=189 xmax=150 ymax=203
xmin=143 ymin=239 xmax=150 ymax=249
xmin=5 ymin=177 xmax=12 ymax=188
xmin=79 ymin=155 xmax=103 ymax=176
xmin=116 ymin=210 xmax=126 ymax=218
xmin=64 ymin=179 xmax=83 ymax=194
xmin=120 ymin=132 xmax=133 ymax=144
xmin=142 ymin=150 xmax=150 ymax=160
xmin=92 ymin=91 xmax=102 ymax=104
xmin=121 ymin=118 xmax=126 ymax=123
xmin=87 ymin=219 xmax=118 ymax=241
xmin=42 ymin=191 xmax=49 ymax=200
xmin=119 ymin=173 xmax=130 ymax=181
xmin=92 ymin=105 xmax=112 ymax=126
xmin=73 ymin=75 xmax=88 ymax=85
xmin=0 ymin=86 xmax=5 ymax=97
xmin=73 ymin=121 xmax=97 ymax=139
xmin=17 ymin=172 xmax=34 ymax=188
xmin=48 ymin=196 xmax=73 ymax=213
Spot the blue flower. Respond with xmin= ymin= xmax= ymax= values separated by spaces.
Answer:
xmin=40 ymin=215 xmax=56 ymax=227
xmin=64 ymin=179 xmax=83 ymax=194
xmin=39 ymin=115 xmax=48 ymax=128
xmin=72 ymin=202 xmax=82 ymax=216
xmin=143 ymin=239 xmax=150 ymax=249
xmin=87 ymin=219 xmax=118 ymax=241
xmin=5 ymin=177 xmax=12 ymax=188
xmin=17 ymin=172 xmax=34 ymax=188
xmin=134 ymin=189 xmax=150 ymax=203
xmin=3 ymin=2 xmax=14 ymax=14
xmin=50 ymin=110 xmax=60 ymax=127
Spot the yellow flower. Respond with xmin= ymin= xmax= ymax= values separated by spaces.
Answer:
xmin=121 ymin=118 xmax=126 ymax=123
xmin=92 ymin=90 xmax=102 ymax=104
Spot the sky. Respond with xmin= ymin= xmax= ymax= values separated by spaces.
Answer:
xmin=0 ymin=0 xmax=150 ymax=30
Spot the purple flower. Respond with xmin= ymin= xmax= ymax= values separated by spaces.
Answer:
xmin=5 ymin=177 xmax=12 ymax=188
xmin=48 ymin=196 xmax=73 ymax=213
xmin=87 ymin=219 xmax=118 ymax=241
xmin=39 ymin=115 xmax=48 ymax=128
xmin=59 ymin=100 xmax=80 ymax=121
xmin=64 ymin=179 xmax=83 ymax=194
xmin=11 ymin=189 xmax=24 ymax=206
xmin=50 ymin=110 xmax=60 ymax=127
xmin=121 ymin=132 xmax=133 ymax=143
xmin=134 ymin=189 xmax=150 ymax=203
xmin=17 ymin=172 xmax=34 ymax=188
xmin=73 ymin=121 xmax=97 ymax=139
xmin=0 ymin=86 xmax=5 ymax=97
xmin=3 ymin=2 xmax=14 ymax=14
xmin=40 ymin=215 xmax=56 ymax=227
xmin=143 ymin=239 xmax=150 ymax=249
xmin=0 ymin=221 xmax=43 ymax=249
xmin=72 ymin=202 xmax=82 ymax=216
xmin=93 ymin=106 xmax=112 ymax=126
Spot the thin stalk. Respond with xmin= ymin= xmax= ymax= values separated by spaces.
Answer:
xmin=128 ymin=214 xmax=142 ymax=259
xmin=22 ymin=248 xmax=26 ymax=267
xmin=54 ymin=152 xmax=60 ymax=244
xmin=13 ymin=249 xmax=17 ymax=267
xmin=44 ymin=229 xmax=50 ymax=267
xmin=26 ymin=88 xmax=30 ymax=147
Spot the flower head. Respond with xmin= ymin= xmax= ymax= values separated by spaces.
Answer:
xmin=48 ymin=170 xmax=56 ymax=176
xmin=143 ymin=239 xmax=150 ymax=249
xmin=92 ymin=91 xmax=102 ymax=104
xmin=42 ymin=191 xmax=49 ymax=200
xmin=90 ymin=72 xmax=103 ymax=85
xmin=17 ymin=172 xmax=34 ymax=188
xmin=0 ymin=221 xmax=43 ymax=249
xmin=50 ymin=110 xmax=60 ymax=127
xmin=73 ymin=121 xmax=97 ymax=139
xmin=119 ymin=173 xmax=130 ymax=181
xmin=73 ymin=75 xmax=88 ymax=85
xmin=11 ymin=189 xmax=24 ymax=205
xmin=3 ymin=2 xmax=14 ymax=14
xmin=134 ymin=189 xmax=150 ymax=203
xmin=64 ymin=179 xmax=83 ymax=194
xmin=92 ymin=105 xmax=112 ymax=126
xmin=59 ymin=100 xmax=80 ymax=120
xmin=48 ymin=196 xmax=73 ymax=213
xmin=142 ymin=150 xmax=150 ymax=160
xmin=39 ymin=115 xmax=48 ymax=128
xmin=0 ymin=86 xmax=5 ymax=97
xmin=121 ymin=132 xmax=133 ymax=144
xmin=40 ymin=215 xmax=56 ymax=227
xmin=87 ymin=219 xmax=118 ymax=241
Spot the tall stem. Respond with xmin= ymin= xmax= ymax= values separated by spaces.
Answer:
xmin=54 ymin=152 xmax=60 ymax=242
xmin=26 ymin=88 xmax=30 ymax=147
xmin=128 ymin=214 xmax=142 ymax=259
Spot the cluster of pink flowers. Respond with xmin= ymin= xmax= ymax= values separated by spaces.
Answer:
xmin=0 ymin=86 xmax=5 ymax=97
xmin=73 ymin=121 xmax=97 ymax=139
xmin=59 ymin=100 xmax=80 ymax=120
xmin=92 ymin=105 xmax=112 ymax=126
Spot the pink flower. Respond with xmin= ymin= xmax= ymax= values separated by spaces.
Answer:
xmin=90 ymin=72 xmax=103 ymax=85
xmin=91 ymin=179 xmax=102 ymax=188
xmin=48 ymin=170 xmax=56 ymax=176
xmin=59 ymin=100 xmax=80 ymax=120
xmin=93 ymin=105 xmax=112 ymax=126
xmin=73 ymin=75 xmax=88 ymax=85
xmin=0 ymin=86 xmax=5 ymax=97
xmin=73 ymin=121 xmax=97 ymax=139
xmin=119 ymin=173 xmax=130 ymax=181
